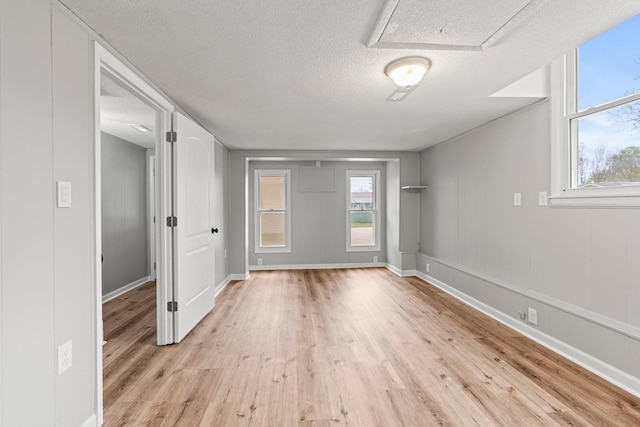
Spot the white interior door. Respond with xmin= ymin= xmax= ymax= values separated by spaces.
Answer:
xmin=173 ymin=112 xmax=216 ymax=342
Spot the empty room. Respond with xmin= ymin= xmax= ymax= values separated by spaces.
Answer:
xmin=1 ymin=1 xmax=640 ymax=426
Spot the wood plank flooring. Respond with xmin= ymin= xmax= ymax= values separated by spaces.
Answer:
xmin=103 ymin=269 xmax=640 ymax=426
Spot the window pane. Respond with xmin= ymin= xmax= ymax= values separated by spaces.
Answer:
xmin=350 ymin=211 xmax=374 ymax=246
xmin=350 ymin=176 xmax=373 ymax=210
xmin=260 ymin=176 xmax=285 ymax=210
xmin=578 ymin=14 xmax=640 ymax=111
xmin=260 ymin=212 xmax=285 ymax=246
xmin=574 ymin=99 xmax=640 ymax=187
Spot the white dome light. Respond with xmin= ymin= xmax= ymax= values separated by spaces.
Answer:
xmin=385 ymin=57 xmax=431 ymax=87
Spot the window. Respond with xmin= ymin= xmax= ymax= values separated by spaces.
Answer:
xmin=551 ymin=13 xmax=640 ymax=206
xmin=346 ymin=170 xmax=380 ymax=252
xmin=255 ymin=170 xmax=291 ymax=253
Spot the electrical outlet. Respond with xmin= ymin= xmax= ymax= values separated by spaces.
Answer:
xmin=538 ymin=191 xmax=548 ymax=206
xmin=257 ymin=258 xmax=263 ymax=266
xmin=528 ymin=307 xmax=538 ymax=325
xmin=513 ymin=192 xmax=522 ymax=206
xmin=373 ymin=256 xmax=378 ymax=263
xmin=518 ymin=310 xmax=526 ymax=320
xmin=58 ymin=340 xmax=72 ymax=375
xmin=426 ymin=263 xmax=430 ymax=273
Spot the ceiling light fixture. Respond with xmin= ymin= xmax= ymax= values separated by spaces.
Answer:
xmin=385 ymin=57 xmax=431 ymax=87
xmin=129 ymin=123 xmax=152 ymax=132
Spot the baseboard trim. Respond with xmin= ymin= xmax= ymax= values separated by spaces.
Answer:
xmin=102 ymin=276 xmax=150 ymax=303
xmin=415 ymin=253 xmax=640 ymax=341
xmin=229 ymin=273 xmax=249 ymax=281
xmin=415 ymin=271 xmax=640 ymax=399
xmin=215 ymin=276 xmax=233 ymax=297
xmin=248 ymin=262 xmax=386 ymax=271
xmin=385 ymin=264 xmax=417 ymax=277
xmin=79 ymin=413 xmax=97 ymax=427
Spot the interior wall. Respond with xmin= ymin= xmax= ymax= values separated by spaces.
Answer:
xmin=418 ymin=100 xmax=640 ymax=392
xmin=214 ymin=140 xmax=231 ymax=290
xmin=101 ymin=132 xmax=148 ymax=297
xmin=1 ymin=2 xmax=96 ymax=426
xmin=248 ymin=160 xmax=386 ymax=267
xmin=229 ymin=150 xmax=420 ymax=276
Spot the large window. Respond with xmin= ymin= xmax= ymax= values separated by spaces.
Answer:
xmin=551 ymin=13 xmax=640 ymax=206
xmin=255 ymin=170 xmax=291 ymax=253
xmin=346 ymin=170 xmax=380 ymax=252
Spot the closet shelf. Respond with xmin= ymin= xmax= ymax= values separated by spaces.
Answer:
xmin=401 ymin=185 xmax=428 ymax=192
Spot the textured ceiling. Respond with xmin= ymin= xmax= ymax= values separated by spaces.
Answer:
xmin=100 ymin=71 xmax=156 ymax=149
xmin=59 ymin=0 xmax=640 ymax=151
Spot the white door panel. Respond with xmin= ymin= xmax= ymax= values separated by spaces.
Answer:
xmin=173 ymin=112 xmax=216 ymax=342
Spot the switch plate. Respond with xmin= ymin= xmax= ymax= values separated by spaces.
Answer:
xmin=527 ymin=307 xmax=538 ymax=325
xmin=513 ymin=193 xmax=522 ymax=206
xmin=57 ymin=181 xmax=72 ymax=208
xmin=58 ymin=340 xmax=73 ymax=375
xmin=538 ymin=191 xmax=548 ymax=206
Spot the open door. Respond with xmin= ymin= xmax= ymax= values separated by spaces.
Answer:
xmin=171 ymin=112 xmax=216 ymax=342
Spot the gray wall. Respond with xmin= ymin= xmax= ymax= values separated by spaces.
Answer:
xmin=101 ymin=132 xmax=148 ymax=297
xmin=229 ymin=150 xmax=421 ymax=275
xmin=248 ymin=160 xmax=386 ymax=267
xmin=214 ymin=141 xmax=231 ymax=290
xmin=418 ymin=100 xmax=640 ymax=389
xmin=0 ymin=2 xmax=95 ymax=426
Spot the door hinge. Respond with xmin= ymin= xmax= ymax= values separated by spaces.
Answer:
xmin=166 ymin=216 xmax=177 ymax=227
xmin=167 ymin=301 xmax=178 ymax=312
xmin=166 ymin=131 xmax=177 ymax=143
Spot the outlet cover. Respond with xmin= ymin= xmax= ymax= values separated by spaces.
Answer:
xmin=426 ymin=263 xmax=430 ymax=273
xmin=527 ymin=307 xmax=538 ymax=325
xmin=373 ymin=256 xmax=378 ymax=263
xmin=538 ymin=191 xmax=548 ymax=206
xmin=58 ymin=340 xmax=73 ymax=375
xmin=257 ymin=258 xmax=263 ymax=266
xmin=513 ymin=193 xmax=522 ymax=206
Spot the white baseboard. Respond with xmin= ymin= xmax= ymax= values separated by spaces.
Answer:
xmin=228 ymin=273 xmax=249 ymax=281
xmin=79 ymin=413 xmax=97 ymax=427
xmin=248 ymin=262 xmax=386 ymax=271
xmin=215 ymin=275 xmax=234 ymax=297
xmin=385 ymin=264 xmax=417 ymax=277
xmin=415 ymin=271 xmax=640 ymax=399
xmin=102 ymin=276 xmax=150 ymax=303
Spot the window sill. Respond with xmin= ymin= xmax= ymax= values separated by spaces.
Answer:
xmin=549 ymin=194 xmax=640 ymax=208
xmin=346 ymin=246 xmax=381 ymax=253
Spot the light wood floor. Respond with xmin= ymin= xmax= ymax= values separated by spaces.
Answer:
xmin=103 ymin=269 xmax=640 ymax=426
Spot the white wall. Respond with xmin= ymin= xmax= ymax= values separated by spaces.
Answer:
xmin=1 ymin=2 xmax=95 ymax=425
xmin=418 ymin=100 xmax=640 ymax=394
xmin=0 ymin=3 xmax=233 ymax=425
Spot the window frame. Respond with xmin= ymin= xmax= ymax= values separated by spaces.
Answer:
xmin=254 ymin=169 xmax=291 ymax=253
xmin=345 ymin=170 xmax=381 ymax=252
xmin=550 ymin=49 xmax=640 ymax=207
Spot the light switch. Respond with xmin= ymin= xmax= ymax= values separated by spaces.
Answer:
xmin=538 ymin=191 xmax=548 ymax=206
xmin=57 ymin=181 xmax=72 ymax=208
xmin=513 ymin=192 xmax=522 ymax=206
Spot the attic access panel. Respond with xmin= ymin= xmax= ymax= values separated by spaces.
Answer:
xmin=368 ymin=0 xmax=544 ymax=51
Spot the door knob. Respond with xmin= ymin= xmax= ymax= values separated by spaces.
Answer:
xmin=211 ymin=228 xmax=219 ymax=234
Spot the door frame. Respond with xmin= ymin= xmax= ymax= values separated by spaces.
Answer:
xmin=93 ymin=42 xmax=175 ymax=424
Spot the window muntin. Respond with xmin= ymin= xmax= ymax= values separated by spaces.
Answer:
xmin=346 ymin=171 xmax=380 ymax=251
xmin=255 ymin=170 xmax=291 ymax=253
xmin=551 ymin=13 xmax=640 ymax=205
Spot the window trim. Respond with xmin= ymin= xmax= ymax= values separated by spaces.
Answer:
xmin=550 ymin=51 xmax=640 ymax=207
xmin=346 ymin=170 xmax=381 ymax=252
xmin=254 ymin=169 xmax=291 ymax=253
